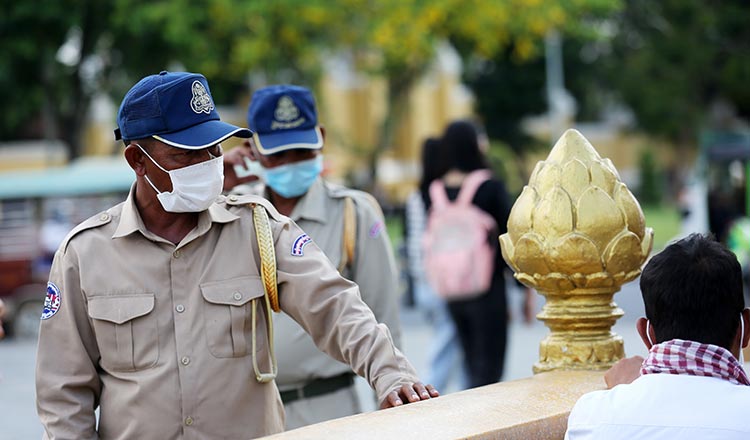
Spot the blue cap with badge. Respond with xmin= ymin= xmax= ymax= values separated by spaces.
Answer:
xmin=247 ymin=85 xmax=323 ymax=155
xmin=115 ymin=71 xmax=252 ymax=149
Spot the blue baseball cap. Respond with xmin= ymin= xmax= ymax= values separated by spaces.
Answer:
xmin=115 ymin=71 xmax=252 ymax=149
xmin=247 ymin=85 xmax=323 ymax=155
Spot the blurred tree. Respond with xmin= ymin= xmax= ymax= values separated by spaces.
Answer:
xmin=332 ymin=0 xmax=624 ymax=187
xmin=110 ymin=0 xmax=341 ymax=101
xmin=638 ymin=148 xmax=662 ymax=206
xmin=1 ymin=0 xmax=338 ymax=157
xmin=463 ymin=35 xmax=613 ymax=155
xmin=2 ymin=0 xmax=623 ymax=171
xmin=1 ymin=0 xmax=112 ymax=158
xmin=459 ymin=4 xmax=619 ymax=184
xmin=606 ymin=0 xmax=750 ymax=149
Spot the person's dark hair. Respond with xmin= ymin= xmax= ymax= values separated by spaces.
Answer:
xmin=418 ymin=137 xmax=448 ymax=203
xmin=640 ymin=233 xmax=744 ymax=349
xmin=440 ymin=120 xmax=489 ymax=173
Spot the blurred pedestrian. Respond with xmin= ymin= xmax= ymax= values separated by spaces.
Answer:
xmin=404 ymin=137 xmax=466 ymax=391
xmin=33 ymin=207 xmax=74 ymax=278
xmin=35 ymin=71 xmax=436 ymax=439
xmin=223 ymin=84 xmax=403 ymax=429
xmin=423 ymin=120 xmax=533 ymax=387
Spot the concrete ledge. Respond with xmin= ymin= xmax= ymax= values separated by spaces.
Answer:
xmin=263 ymin=370 xmax=605 ymax=439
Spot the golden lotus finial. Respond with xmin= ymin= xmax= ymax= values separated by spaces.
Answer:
xmin=500 ymin=128 xmax=653 ymax=372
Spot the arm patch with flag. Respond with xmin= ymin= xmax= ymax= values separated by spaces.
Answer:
xmin=41 ymin=282 xmax=62 ymax=320
xmin=291 ymin=233 xmax=312 ymax=256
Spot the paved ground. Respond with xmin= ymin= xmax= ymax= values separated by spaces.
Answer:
xmin=0 ymin=281 xmax=646 ymax=439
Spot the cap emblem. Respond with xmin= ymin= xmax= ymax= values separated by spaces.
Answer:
xmin=190 ymin=81 xmax=214 ymax=114
xmin=271 ymin=96 xmax=305 ymax=130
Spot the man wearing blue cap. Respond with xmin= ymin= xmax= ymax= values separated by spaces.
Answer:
xmin=35 ymin=72 xmax=437 ymax=439
xmin=225 ymin=84 xmax=403 ymax=429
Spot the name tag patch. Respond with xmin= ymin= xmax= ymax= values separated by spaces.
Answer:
xmin=41 ymin=282 xmax=61 ymax=320
xmin=292 ymin=233 xmax=312 ymax=256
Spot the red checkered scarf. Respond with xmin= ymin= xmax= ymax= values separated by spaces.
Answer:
xmin=641 ymin=339 xmax=750 ymax=386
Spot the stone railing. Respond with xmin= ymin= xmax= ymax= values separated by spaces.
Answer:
xmin=263 ymin=130 xmax=651 ymax=439
xmin=265 ymin=371 xmax=604 ymax=440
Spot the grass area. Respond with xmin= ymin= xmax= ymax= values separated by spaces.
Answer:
xmin=385 ymin=214 xmax=404 ymax=250
xmin=642 ymin=205 xmax=682 ymax=251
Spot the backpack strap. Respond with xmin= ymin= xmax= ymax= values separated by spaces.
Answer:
xmin=456 ymin=169 xmax=492 ymax=206
xmin=429 ymin=179 xmax=451 ymax=210
xmin=250 ymin=203 xmax=279 ymax=383
xmin=338 ymin=196 xmax=357 ymax=273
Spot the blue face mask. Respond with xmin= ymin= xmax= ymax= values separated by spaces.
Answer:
xmin=264 ymin=155 xmax=323 ymax=198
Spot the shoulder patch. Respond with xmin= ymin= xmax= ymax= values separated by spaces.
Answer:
xmin=60 ymin=210 xmax=113 ymax=252
xmin=41 ymin=282 xmax=61 ymax=320
xmin=369 ymin=220 xmax=385 ymax=238
xmin=291 ymin=233 xmax=312 ymax=256
xmin=324 ymin=182 xmax=385 ymax=219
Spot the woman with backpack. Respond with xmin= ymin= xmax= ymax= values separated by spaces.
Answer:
xmin=405 ymin=137 xmax=467 ymax=392
xmin=422 ymin=120 xmax=533 ymax=387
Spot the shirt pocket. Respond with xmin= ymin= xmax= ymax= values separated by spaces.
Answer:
xmin=87 ymin=294 xmax=159 ymax=372
xmin=200 ymin=276 xmax=266 ymax=358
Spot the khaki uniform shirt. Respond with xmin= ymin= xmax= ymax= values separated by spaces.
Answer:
xmin=35 ymin=186 xmax=418 ymax=440
xmin=267 ymin=178 xmax=402 ymax=389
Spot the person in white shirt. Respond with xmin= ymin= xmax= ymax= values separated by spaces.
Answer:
xmin=566 ymin=233 xmax=750 ymax=440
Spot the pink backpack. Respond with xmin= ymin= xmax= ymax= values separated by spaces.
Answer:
xmin=422 ymin=170 xmax=497 ymax=300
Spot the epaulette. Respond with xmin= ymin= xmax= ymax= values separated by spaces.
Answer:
xmin=223 ymin=193 xmax=284 ymax=222
xmin=60 ymin=210 xmax=114 ymax=253
xmin=325 ymin=182 xmax=384 ymax=218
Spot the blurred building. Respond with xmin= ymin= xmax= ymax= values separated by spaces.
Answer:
xmin=317 ymin=43 xmax=474 ymax=202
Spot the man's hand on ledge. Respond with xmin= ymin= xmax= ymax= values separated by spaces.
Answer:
xmin=604 ymin=355 xmax=644 ymax=389
xmin=380 ymin=382 xmax=439 ymax=408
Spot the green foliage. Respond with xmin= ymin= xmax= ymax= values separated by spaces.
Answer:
xmin=464 ymin=47 xmax=547 ymax=153
xmin=642 ymin=205 xmax=681 ymax=251
xmin=0 ymin=1 xmax=86 ymax=141
xmin=605 ymin=0 xmax=750 ymax=144
xmin=486 ymin=140 xmax=527 ymax=196
xmin=637 ymin=148 xmax=662 ymax=206
xmin=461 ymin=3 xmax=622 ymax=155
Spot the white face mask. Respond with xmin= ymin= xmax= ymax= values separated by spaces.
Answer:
xmin=740 ymin=313 xmax=745 ymax=364
xmin=646 ymin=320 xmax=655 ymax=346
xmin=138 ymin=145 xmax=224 ymax=213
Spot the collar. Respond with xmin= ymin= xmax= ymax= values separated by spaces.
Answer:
xmin=270 ymin=177 xmax=328 ymax=224
xmin=113 ymin=183 xmax=239 ymax=240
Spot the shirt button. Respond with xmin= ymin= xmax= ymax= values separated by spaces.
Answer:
xmin=181 ymin=356 xmax=190 ymax=366
xmin=175 ymin=304 xmax=185 ymax=313
xmin=99 ymin=213 xmax=110 ymax=221
xmin=173 ymin=250 xmax=181 ymax=259
xmin=229 ymin=195 xmax=238 ymax=202
xmin=233 ymin=292 xmax=242 ymax=301
xmin=185 ymin=416 xmax=193 ymax=426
